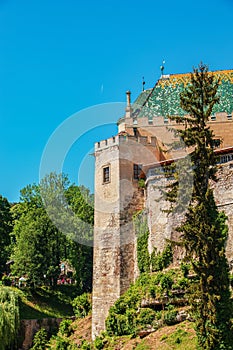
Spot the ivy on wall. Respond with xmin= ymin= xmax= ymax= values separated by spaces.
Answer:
xmin=134 ymin=210 xmax=150 ymax=274
xmin=134 ymin=211 xmax=173 ymax=274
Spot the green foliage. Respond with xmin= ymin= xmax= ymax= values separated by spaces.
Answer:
xmin=135 ymin=342 xmax=150 ymax=350
xmin=17 ymin=285 xmax=75 ymax=319
xmin=72 ymin=292 xmax=92 ymax=318
xmin=30 ymin=327 xmax=48 ymax=350
xmin=136 ymin=308 xmax=157 ymax=327
xmin=58 ymin=319 xmax=73 ymax=337
xmin=164 ymin=305 xmax=178 ymax=326
xmin=180 ymin=262 xmax=190 ymax=278
xmin=0 ymin=195 xmax=12 ymax=275
xmin=150 ymin=244 xmax=173 ymax=272
xmin=168 ymin=63 xmax=233 ymax=350
xmin=138 ymin=179 xmax=146 ymax=189
xmin=134 ymin=210 xmax=173 ymax=274
xmin=93 ymin=336 xmax=105 ymax=350
xmin=164 ymin=327 xmax=195 ymax=349
xmin=134 ymin=211 xmax=150 ymax=273
xmin=159 ymin=274 xmax=173 ymax=294
xmin=1 ymin=274 xmax=11 ymax=286
xmin=105 ymin=268 xmax=188 ymax=337
xmin=0 ymin=287 xmax=20 ymax=350
xmin=79 ymin=339 xmax=91 ymax=349
xmin=10 ymin=173 xmax=94 ymax=292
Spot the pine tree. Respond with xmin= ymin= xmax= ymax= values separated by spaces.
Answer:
xmin=171 ymin=63 xmax=233 ymax=349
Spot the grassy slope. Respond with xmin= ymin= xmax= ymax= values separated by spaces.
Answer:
xmin=7 ymin=285 xmax=78 ymax=319
xmin=63 ymin=316 xmax=197 ymax=349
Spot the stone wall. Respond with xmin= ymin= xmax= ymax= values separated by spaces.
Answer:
xmin=19 ymin=318 xmax=63 ymax=350
xmin=146 ymin=160 xmax=233 ymax=265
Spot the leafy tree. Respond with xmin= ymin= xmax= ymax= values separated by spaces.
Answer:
xmin=0 ymin=287 xmax=20 ymax=350
xmin=11 ymin=174 xmax=94 ymax=292
xmin=0 ymin=195 xmax=12 ymax=275
xmin=65 ymin=185 xmax=94 ymax=292
xmin=170 ymin=63 xmax=233 ymax=349
xmin=11 ymin=206 xmax=61 ymax=286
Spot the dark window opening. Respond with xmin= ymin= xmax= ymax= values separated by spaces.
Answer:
xmin=133 ymin=164 xmax=142 ymax=180
xmin=103 ymin=166 xmax=110 ymax=183
xmin=211 ymin=139 xmax=221 ymax=148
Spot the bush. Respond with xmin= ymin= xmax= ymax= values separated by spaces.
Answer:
xmin=180 ymin=262 xmax=190 ymax=278
xmin=164 ymin=305 xmax=178 ymax=326
xmin=1 ymin=275 xmax=11 ymax=286
xmin=80 ymin=339 xmax=91 ymax=349
xmin=106 ymin=310 xmax=137 ymax=336
xmin=30 ymin=328 xmax=48 ymax=350
xmin=137 ymin=308 xmax=157 ymax=328
xmin=94 ymin=336 xmax=104 ymax=350
xmin=138 ymin=179 xmax=146 ymax=189
xmin=151 ymin=244 xmax=173 ymax=272
xmin=72 ymin=293 xmax=91 ymax=318
xmin=58 ymin=319 xmax=73 ymax=337
xmin=53 ymin=336 xmax=70 ymax=350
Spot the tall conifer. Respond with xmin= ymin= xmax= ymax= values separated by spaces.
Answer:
xmin=172 ymin=63 xmax=232 ymax=349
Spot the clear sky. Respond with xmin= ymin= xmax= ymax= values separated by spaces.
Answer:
xmin=1 ymin=0 xmax=233 ymax=202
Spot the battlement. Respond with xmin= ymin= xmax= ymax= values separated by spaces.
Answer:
xmin=95 ymin=134 xmax=158 ymax=152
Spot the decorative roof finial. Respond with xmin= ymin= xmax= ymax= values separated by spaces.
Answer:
xmin=160 ymin=60 xmax=165 ymax=77
xmin=142 ymin=76 xmax=145 ymax=91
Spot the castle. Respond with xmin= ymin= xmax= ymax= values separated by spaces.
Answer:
xmin=92 ymin=69 xmax=233 ymax=339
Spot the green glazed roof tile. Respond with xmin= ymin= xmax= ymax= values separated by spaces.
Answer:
xmin=132 ymin=69 xmax=233 ymax=118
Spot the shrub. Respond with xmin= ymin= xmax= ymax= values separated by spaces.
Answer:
xmin=137 ymin=308 xmax=157 ymax=328
xmin=180 ymin=262 xmax=190 ymax=278
xmin=164 ymin=305 xmax=178 ymax=326
xmin=1 ymin=275 xmax=11 ymax=286
xmin=106 ymin=310 xmax=137 ymax=336
xmin=58 ymin=319 xmax=73 ymax=337
xmin=151 ymin=244 xmax=173 ymax=272
xmin=94 ymin=336 xmax=104 ymax=350
xmin=72 ymin=293 xmax=91 ymax=318
xmin=30 ymin=328 xmax=48 ymax=350
xmin=80 ymin=339 xmax=91 ymax=349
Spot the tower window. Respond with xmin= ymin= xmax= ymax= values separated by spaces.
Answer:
xmin=103 ymin=166 xmax=110 ymax=183
xmin=211 ymin=139 xmax=221 ymax=148
xmin=133 ymin=164 xmax=142 ymax=180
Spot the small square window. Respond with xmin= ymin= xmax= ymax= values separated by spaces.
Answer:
xmin=211 ymin=139 xmax=221 ymax=148
xmin=103 ymin=166 xmax=110 ymax=183
xmin=227 ymin=114 xmax=232 ymax=120
xmin=211 ymin=115 xmax=216 ymax=121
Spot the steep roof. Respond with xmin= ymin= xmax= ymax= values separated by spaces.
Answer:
xmin=133 ymin=69 xmax=233 ymax=118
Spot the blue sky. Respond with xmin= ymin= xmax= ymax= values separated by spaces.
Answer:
xmin=1 ymin=0 xmax=233 ymax=202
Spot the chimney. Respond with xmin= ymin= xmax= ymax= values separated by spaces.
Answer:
xmin=126 ymin=90 xmax=131 ymax=106
xmin=125 ymin=90 xmax=132 ymax=118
